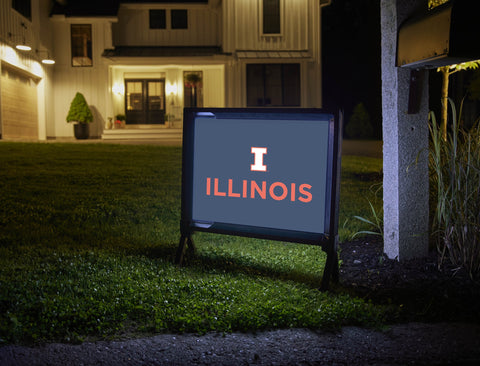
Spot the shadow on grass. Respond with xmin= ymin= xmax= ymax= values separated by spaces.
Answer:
xmin=123 ymin=240 xmax=326 ymax=289
xmin=183 ymin=249 xmax=323 ymax=289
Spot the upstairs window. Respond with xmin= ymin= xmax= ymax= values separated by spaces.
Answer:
xmin=262 ymin=0 xmax=281 ymax=34
xmin=149 ymin=9 xmax=166 ymax=29
xmin=12 ymin=0 xmax=31 ymax=20
xmin=171 ymin=9 xmax=188 ymax=29
xmin=71 ymin=24 xmax=92 ymax=67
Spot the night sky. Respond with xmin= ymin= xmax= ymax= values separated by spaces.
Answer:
xmin=322 ymin=0 xmax=382 ymax=139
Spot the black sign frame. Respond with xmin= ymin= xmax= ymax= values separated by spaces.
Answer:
xmin=177 ymin=108 xmax=342 ymax=289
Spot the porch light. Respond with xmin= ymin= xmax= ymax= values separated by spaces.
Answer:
xmin=37 ymin=49 xmax=55 ymax=64
xmin=166 ymin=82 xmax=178 ymax=95
xmin=10 ymin=23 xmax=31 ymax=51
xmin=16 ymin=42 xmax=31 ymax=51
xmin=41 ymin=56 xmax=55 ymax=65
xmin=112 ymin=83 xmax=125 ymax=95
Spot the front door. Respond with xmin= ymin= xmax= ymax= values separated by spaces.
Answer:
xmin=125 ymin=79 xmax=165 ymax=124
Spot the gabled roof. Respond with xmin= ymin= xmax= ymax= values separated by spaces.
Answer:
xmin=51 ymin=0 xmax=209 ymax=17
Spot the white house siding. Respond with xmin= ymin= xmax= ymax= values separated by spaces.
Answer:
xmin=222 ymin=0 xmax=323 ymax=109
xmin=222 ymin=0 xmax=311 ymax=52
xmin=50 ymin=18 xmax=115 ymax=138
xmin=0 ymin=0 xmax=54 ymax=140
xmin=113 ymin=4 xmax=221 ymax=47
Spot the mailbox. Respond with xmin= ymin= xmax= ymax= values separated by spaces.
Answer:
xmin=397 ymin=0 xmax=480 ymax=68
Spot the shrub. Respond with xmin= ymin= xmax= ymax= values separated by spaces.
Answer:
xmin=429 ymin=99 xmax=480 ymax=279
xmin=345 ymin=103 xmax=374 ymax=139
xmin=66 ymin=92 xmax=93 ymax=124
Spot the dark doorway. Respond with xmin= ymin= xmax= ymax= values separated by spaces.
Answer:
xmin=125 ymin=79 xmax=165 ymax=124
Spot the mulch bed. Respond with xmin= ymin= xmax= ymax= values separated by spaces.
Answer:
xmin=338 ymin=236 xmax=480 ymax=323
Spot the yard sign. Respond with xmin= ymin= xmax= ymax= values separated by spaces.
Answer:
xmin=177 ymin=108 xmax=342 ymax=289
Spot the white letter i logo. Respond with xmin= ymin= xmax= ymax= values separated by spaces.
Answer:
xmin=251 ymin=147 xmax=267 ymax=172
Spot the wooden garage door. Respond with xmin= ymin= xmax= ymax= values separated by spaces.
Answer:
xmin=1 ymin=65 xmax=38 ymax=140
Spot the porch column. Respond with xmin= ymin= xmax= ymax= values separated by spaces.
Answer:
xmin=381 ymin=0 xmax=429 ymax=260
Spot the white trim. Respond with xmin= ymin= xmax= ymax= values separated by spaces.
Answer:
xmin=258 ymin=0 xmax=285 ymax=38
xmin=121 ymin=3 xmax=209 ymax=10
xmin=50 ymin=15 xmax=118 ymax=24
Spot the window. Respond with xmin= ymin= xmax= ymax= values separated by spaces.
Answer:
xmin=12 ymin=0 xmax=31 ymax=20
xmin=149 ymin=9 xmax=166 ymax=29
xmin=171 ymin=9 xmax=188 ymax=29
xmin=263 ymin=0 xmax=281 ymax=34
xmin=71 ymin=25 xmax=92 ymax=67
xmin=247 ymin=64 xmax=300 ymax=107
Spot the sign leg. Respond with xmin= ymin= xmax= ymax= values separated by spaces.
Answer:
xmin=320 ymin=240 xmax=339 ymax=291
xmin=175 ymin=235 xmax=196 ymax=265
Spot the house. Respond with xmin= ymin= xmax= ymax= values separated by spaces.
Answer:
xmin=0 ymin=0 xmax=330 ymax=142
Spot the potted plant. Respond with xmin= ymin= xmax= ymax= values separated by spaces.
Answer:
xmin=115 ymin=114 xmax=126 ymax=128
xmin=66 ymin=92 xmax=93 ymax=139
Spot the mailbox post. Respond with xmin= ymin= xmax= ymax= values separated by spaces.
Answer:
xmin=381 ymin=0 xmax=480 ymax=261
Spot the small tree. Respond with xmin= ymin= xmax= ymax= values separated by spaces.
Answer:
xmin=66 ymin=92 xmax=93 ymax=124
xmin=345 ymin=103 xmax=373 ymax=139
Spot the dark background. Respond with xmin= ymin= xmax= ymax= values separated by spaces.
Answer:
xmin=322 ymin=0 xmax=480 ymax=140
xmin=322 ymin=0 xmax=382 ymax=140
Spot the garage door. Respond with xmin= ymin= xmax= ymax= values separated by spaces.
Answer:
xmin=1 ymin=65 xmax=38 ymax=140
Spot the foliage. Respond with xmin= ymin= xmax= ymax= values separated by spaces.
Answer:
xmin=184 ymin=73 xmax=202 ymax=86
xmin=468 ymin=70 xmax=480 ymax=101
xmin=437 ymin=61 xmax=480 ymax=140
xmin=66 ymin=92 xmax=93 ymax=124
xmin=0 ymin=144 xmax=386 ymax=343
xmin=428 ymin=0 xmax=449 ymax=9
xmin=337 ymin=156 xmax=383 ymax=241
xmin=115 ymin=114 xmax=126 ymax=121
xmin=345 ymin=103 xmax=374 ymax=140
xmin=352 ymin=199 xmax=383 ymax=239
xmin=429 ymin=99 xmax=480 ymax=279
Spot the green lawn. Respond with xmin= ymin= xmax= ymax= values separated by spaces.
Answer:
xmin=0 ymin=142 xmax=384 ymax=343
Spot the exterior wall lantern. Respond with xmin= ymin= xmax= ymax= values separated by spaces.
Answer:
xmin=37 ymin=50 xmax=55 ymax=65
xmin=167 ymin=82 xmax=178 ymax=106
xmin=9 ymin=22 xmax=31 ymax=51
xmin=112 ymin=83 xmax=124 ymax=96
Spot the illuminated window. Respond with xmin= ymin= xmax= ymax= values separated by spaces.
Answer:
xmin=71 ymin=24 xmax=92 ymax=67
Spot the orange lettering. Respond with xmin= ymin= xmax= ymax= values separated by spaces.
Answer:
xmin=242 ymin=180 xmax=248 ymax=198
xmin=214 ymin=178 xmax=226 ymax=197
xmin=270 ymin=182 xmax=288 ymax=201
xmin=298 ymin=184 xmax=312 ymax=203
xmin=251 ymin=180 xmax=267 ymax=199
xmin=206 ymin=177 xmax=211 ymax=195
xmin=228 ymin=179 xmax=241 ymax=197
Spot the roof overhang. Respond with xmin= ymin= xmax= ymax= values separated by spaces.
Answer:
xmin=236 ymin=50 xmax=312 ymax=60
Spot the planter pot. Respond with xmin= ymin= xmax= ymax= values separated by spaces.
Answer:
xmin=74 ymin=123 xmax=89 ymax=140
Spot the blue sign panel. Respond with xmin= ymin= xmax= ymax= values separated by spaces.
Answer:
xmin=179 ymin=108 xmax=340 ymax=246
xmin=191 ymin=117 xmax=330 ymax=234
